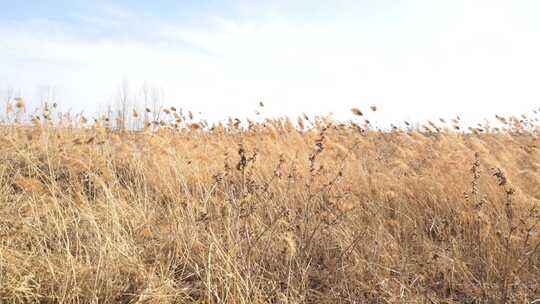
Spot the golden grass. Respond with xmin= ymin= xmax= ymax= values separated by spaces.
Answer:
xmin=0 ymin=110 xmax=539 ymax=303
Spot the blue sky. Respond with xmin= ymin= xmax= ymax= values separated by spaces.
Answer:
xmin=1 ymin=0 xmax=540 ymax=123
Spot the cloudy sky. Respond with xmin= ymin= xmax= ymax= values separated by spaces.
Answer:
xmin=1 ymin=0 xmax=540 ymax=123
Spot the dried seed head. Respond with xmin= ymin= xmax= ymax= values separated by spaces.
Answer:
xmin=232 ymin=120 xmax=242 ymax=129
xmin=14 ymin=97 xmax=25 ymax=110
xmin=351 ymin=108 xmax=363 ymax=116
xmin=492 ymin=167 xmax=508 ymax=186
xmin=297 ymin=116 xmax=305 ymax=130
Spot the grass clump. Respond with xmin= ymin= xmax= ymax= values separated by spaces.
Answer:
xmin=0 ymin=105 xmax=540 ymax=303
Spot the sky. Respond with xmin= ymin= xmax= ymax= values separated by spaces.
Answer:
xmin=1 ymin=0 xmax=540 ymax=124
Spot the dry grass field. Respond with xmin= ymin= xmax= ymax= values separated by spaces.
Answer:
xmin=1 ymin=105 xmax=540 ymax=303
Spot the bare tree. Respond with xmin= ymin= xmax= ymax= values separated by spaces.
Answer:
xmin=150 ymin=86 xmax=165 ymax=122
xmin=2 ymin=86 xmax=14 ymax=123
xmin=116 ymin=78 xmax=131 ymax=130
xmin=141 ymin=83 xmax=164 ymax=122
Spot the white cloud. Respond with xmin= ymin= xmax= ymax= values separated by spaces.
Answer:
xmin=1 ymin=1 xmax=540 ymax=124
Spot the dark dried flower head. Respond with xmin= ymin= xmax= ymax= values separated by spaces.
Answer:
xmin=351 ymin=108 xmax=363 ymax=116
xmin=14 ymin=97 xmax=25 ymax=109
